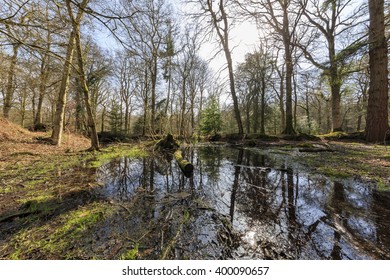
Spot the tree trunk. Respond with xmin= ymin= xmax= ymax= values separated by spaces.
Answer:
xmin=179 ymin=76 xmax=187 ymax=136
xmin=246 ymin=102 xmax=251 ymax=134
xmin=150 ymin=55 xmax=158 ymax=134
xmin=279 ymin=1 xmax=295 ymax=135
xmin=207 ymin=0 xmax=243 ymax=135
xmin=63 ymin=0 xmax=98 ymax=150
xmin=74 ymin=20 xmax=99 ymax=150
xmin=253 ymin=89 xmax=259 ymax=134
xmin=190 ymin=87 xmax=196 ymax=136
xmin=305 ymin=89 xmax=311 ymax=134
xmin=326 ymin=98 xmax=331 ymax=133
xmin=124 ymin=101 xmax=129 ymax=134
xmin=260 ymin=78 xmax=266 ymax=135
xmin=329 ymin=65 xmax=343 ymax=132
xmin=75 ymin=78 xmax=85 ymax=133
xmin=283 ymin=39 xmax=295 ymax=135
xmin=51 ymin=31 xmax=76 ymax=145
xmin=357 ymin=89 xmax=368 ymax=131
xmin=142 ymin=99 xmax=148 ymax=136
xmin=3 ymin=44 xmax=20 ymax=119
xmin=365 ymin=0 xmax=389 ymax=142
xmin=279 ymin=68 xmax=285 ymax=133
xmin=318 ymin=98 xmax=322 ymax=133
xmin=293 ymin=71 xmax=298 ymax=130
xmin=226 ymin=50 xmax=244 ymax=135
xmin=142 ymin=68 xmax=149 ymax=136
xmin=34 ymin=25 xmax=51 ymax=127
xmin=101 ymin=105 xmax=106 ymax=132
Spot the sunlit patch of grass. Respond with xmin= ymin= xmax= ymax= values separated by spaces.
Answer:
xmin=318 ymin=131 xmax=349 ymax=140
xmin=7 ymin=202 xmax=111 ymax=259
xmin=0 ymin=186 xmax=13 ymax=194
xmin=375 ymin=178 xmax=390 ymax=192
xmin=317 ymin=167 xmax=350 ymax=179
xmin=18 ymin=193 xmax=55 ymax=206
xmin=88 ymin=145 xmax=148 ymax=168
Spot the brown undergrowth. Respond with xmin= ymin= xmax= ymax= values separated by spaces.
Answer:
xmin=0 ymin=117 xmax=90 ymax=165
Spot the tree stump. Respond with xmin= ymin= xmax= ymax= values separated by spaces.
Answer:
xmin=155 ymin=133 xmax=179 ymax=151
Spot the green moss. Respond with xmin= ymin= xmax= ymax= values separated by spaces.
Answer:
xmin=8 ymin=203 xmax=110 ymax=259
xmin=18 ymin=194 xmax=55 ymax=211
xmin=375 ymin=179 xmax=390 ymax=192
xmin=319 ymin=131 xmax=348 ymax=140
xmin=0 ymin=186 xmax=13 ymax=194
xmin=183 ymin=209 xmax=190 ymax=221
xmin=88 ymin=145 xmax=148 ymax=168
xmin=120 ymin=243 xmax=139 ymax=260
xmin=297 ymin=143 xmax=314 ymax=148
xmin=318 ymin=167 xmax=350 ymax=179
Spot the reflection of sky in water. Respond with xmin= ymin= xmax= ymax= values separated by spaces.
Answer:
xmin=96 ymin=146 xmax=390 ymax=260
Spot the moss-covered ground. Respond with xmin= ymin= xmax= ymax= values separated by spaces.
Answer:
xmin=0 ymin=141 xmax=150 ymax=259
xmin=294 ymin=141 xmax=390 ymax=191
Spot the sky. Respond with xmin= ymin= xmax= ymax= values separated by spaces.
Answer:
xmin=199 ymin=20 xmax=261 ymax=73
xmin=173 ymin=0 xmax=261 ymax=73
xmin=94 ymin=0 xmax=261 ymax=77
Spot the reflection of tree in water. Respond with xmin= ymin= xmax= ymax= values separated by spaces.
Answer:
xmin=95 ymin=147 xmax=390 ymax=259
xmin=373 ymin=191 xmax=390 ymax=257
xmin=97 ymin=157 xmax=144 ymax=200
xmin=197 ymin=146 xmax=225 ymax=182
xmin=328 ymin=181 xmax=344 ymax=259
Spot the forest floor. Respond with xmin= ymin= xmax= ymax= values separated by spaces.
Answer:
xmin=0 ymin=118 xmax=389 ymax=259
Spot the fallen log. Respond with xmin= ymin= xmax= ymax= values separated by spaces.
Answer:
xmin=174 ymin=150 xmax=194 ymax=176
xmin=155 ymin=134 xmax=195 ymax=176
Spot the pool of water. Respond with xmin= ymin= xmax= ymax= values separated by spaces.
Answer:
xmin=96 ymin=145 xmax=390 ymax=259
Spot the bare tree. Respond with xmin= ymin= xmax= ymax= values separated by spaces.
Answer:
xmin=114 ymin=51 xmax=137 ymax=134
xmin=119 ymin=0 xmax=173 ymax=134
xmin=1 ymin=4 xmax=28 ymax=119
xmin=238 ymin=0 xmax=305 ymax=135
xmin=236 ymin=45 xmax=274 ymax=134
xmin=51 ymin=2 xmax=80 ymax=145
xmin=187 ymin=0 xmax=244 ymax=135
xmin=68 ymin=0 xmax=100 ymax=150
xmin=297 ymin=0 xmax=367 ymax=132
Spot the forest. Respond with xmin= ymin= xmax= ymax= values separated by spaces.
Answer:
xmin=0 ymin=0 xmax=389 ymax=260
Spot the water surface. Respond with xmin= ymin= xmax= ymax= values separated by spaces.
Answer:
xmin=97 ymin=145 xmax=390 ymax=259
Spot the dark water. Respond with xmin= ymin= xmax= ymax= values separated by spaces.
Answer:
xmin=97 ymin=145 xmax=390 ymax=260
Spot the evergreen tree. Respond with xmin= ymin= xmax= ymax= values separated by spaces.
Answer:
xmin=109 ymin=100 xmax=122 ymax=133
xmin=200 ymin=97 xmax=222 ymax=135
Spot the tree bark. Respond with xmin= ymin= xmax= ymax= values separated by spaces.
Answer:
xmin=260 ymin=77 xmax=266 ymax=134
xmin=329 ymin=35 xmax=343 ymax=132
xmin=34 ymin=9 xmax=51 ymax=128
xmin=278 ymin=67 xmax=285 ymax=133
xmin=252 ymin=88 xmax=259 ymax=134
xmin=365 ymin=0 xmax=389 ymax=142
xmin=150 ymin=55 xmax=158 ymax=134
xmin=283 ymin=33 xmax=295 ymax=135
xmin=174 ymin=150 xmax=194 ymax=175
xmin=3 ymin=44 xmax=20 ymax=119
xmin=51 ymin=31 xmax=76 ymax=145
xmin=71 ymin=1 xmax=99 ymax=150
